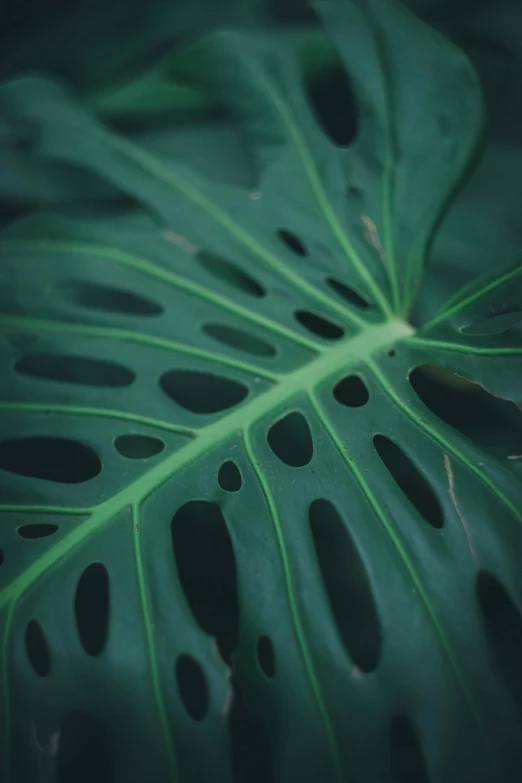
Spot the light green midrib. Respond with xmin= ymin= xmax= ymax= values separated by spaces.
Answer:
xmin=0 ymin=318 xmax=412 ymax=609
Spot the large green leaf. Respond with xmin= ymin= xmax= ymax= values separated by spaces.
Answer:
xmin=1 ymin=1 xmax=521 ymax=782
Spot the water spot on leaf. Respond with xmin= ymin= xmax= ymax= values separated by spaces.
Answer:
xmin=15 ymin=353 xmax=135 ymax=387
xmin=25 ymin=619 xmax=51 ymax=677
xmin=203 ymin=324 xmax=276 ymax=357
xmin=171 ymin=501 xmax=238 ymax=664
xmin=114 ymin=434 xmax=165 ymax=459
xmin=305 ymin=57 xmax=357 ymax=147
xmin=409 ymin=365 xmax=522 ymax=459
xmin=57 ymin=712 xmax=113 ymax=783
xmin=218 ymin=461 xmax=242 ymax=492
xmin=161 ymin=370 xmax=248 ymax=414
xmin=294 ymin=310 xmax=345 ymax=340
xmin=389 ymin=715 xmax=429 ymax=783
xmin=326 ymin=277 xmax=370 ymax=310
xmin=175 ymin=654 xmax=209 ymax=721
xmin=58 ymin=280 xmax=162 ymax=316
xmin=333 ymin=375 xmax=369 ymax=407
xmin=461 ymin=311 xmax=522 ymax=335
xmin=228 ymin=674 xmax=274 ymax=783
xmin=477 ymin=571 xmax=522 ymax=711
xmin=198 ymin=251 xmax=265 ymax=298
xmin=309 ymin=499 xmax=381 ymax=671
xmin=0 ymin=437 xmax=101 ymax=483
xmin=75 ymin=563 xmax=110 ymax=656
xmin=267 ymin=412 xmax=313 ymax=467
xmin=18 ymin=523 xmax=58 ymax=539
xmin=257 ymin=636 xmax=275 ymax=678
xmin=276 ymin=229 xmax=308 ymax=257
xmin=373 ymin=436 xmax=443 ymax=529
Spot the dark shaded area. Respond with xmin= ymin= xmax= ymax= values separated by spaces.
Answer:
xmin=75 ymin=562 xmax=110 ymax=656
xmin=333 ymin=374 xmax=369 ymax=407
xmin=17 ymin=523 xmax=58 ymax=538
xmin=161 ymin=369 xmax=248 ymax=414
xmin=389 ymin=715 xmax=430 ymax=783
xmin=309 ymin=498 xmax=381 ymax=671
xmin=257 ymin=635 xmax=275 ymax=678
xmin=477 ymin=570 xmax=522 ymax=712
xmin=114 ymin=433 xmax=165 ymax=458
xmin=15 ymin=352 xmax=136 ymax=387
xmin=57 ymin=280 xmax=163 ymax=315
xmin=25 ymin=619 xmax=51 ymax=677
xmin=57 ymin=712 xmax=113 ymax=783
xmin=227 ymin=673 xmax=275 ymax=783
xmin=373 ymin=435 xmax=444 ymax=529
xmin=175 ymin=653 xmax=209 ymax=721
xmin=294 ymin=310 xmax=345 ymax=340
xmin=277 ymin=229 xmax=308 ymax=257
xmin=326 ymin=277 xmax=370 ymax=310
xmin=203 ymin=323 xmax=276 ymax=357
xmin=305 ymin=60 xmax=357 ymax=147
xmin=267 ymin=411 xmax=313 ymax=467
xmin=198 ymin=251 xmax=265 ymax=298
xmin=0 ymin=436 xmax=101 ymax=483
xmin=171 ymin=500 xmax=238 ymax=663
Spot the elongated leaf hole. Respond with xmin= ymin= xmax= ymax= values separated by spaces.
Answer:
xmin=175 ymin=654 xmax=209 ymax=721
xmin=75 ymin=563 xmax=110 ymax=656
xmin=309 ymin=499 xmax=380 ymax=671
xmin=171 ymin=501 xmax=238 ymax=663
xmin=334 ymin=375 xmax=369 ymax=407
xmin=461 ymin=311 xmax=522 ymax=335
xmin=294 ymin=310 xmax=345 ymax=340
xmin=25 ymin=619 xmax=51 ymax=677
xmin=228 ymin=674 xmax=274 ymax=783
xmin=15 ymin=353 xmax=135 ymax=387
xmin=218 ymin=461 xmax=242 ymax=492
xmin=18 ymin=523 xmax=58 ymax=539
xmin=161 ymin=370 xmax=248 ymax=414
xmin=373 ymin=436 xmax=443 ymax=529
xmin=267 ymin=412 xmax=313 ymax=467
xmin=389 ymin=715 xmax=429 ymax=783
xmin=326 ymin=277 xmax=370 ymax=310
xmin=0 ymin=437 xmax=101 ymax=483
xmin=257 ymin=636 xmax=275 ymax=678
xmin=57 ymin=712 xmax=113 ymax=783
xmin=477 ymin=571 xmax=522 ymax=710
xmin=203 ymin=324 xmax=276 ymax=358
xmin=0 ymin=549 xmax=4 ymax=566
xmin=114 ymin=434 xmax=165 ymax=459
xmin=305 ymin=60 xmax=357 ymax=147
xmin=276 ymin=229 xmax=308 ymax=257
xmin=198 ymin=252 xmax=265 ymax=298
xmin=58 ymin=280 xmax=162 ymax=316
xmin=409 ymin=365 xmax=522 ymax=459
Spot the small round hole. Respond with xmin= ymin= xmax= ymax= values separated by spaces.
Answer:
xmin=388 ymin=349 xmax=396 ymax=357
xmin=218 ymin=461 xmax=242 ymax=492
xmin=257 ymin=635 xmax=275 ymax=678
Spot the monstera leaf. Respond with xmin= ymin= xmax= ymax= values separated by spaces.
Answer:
xmin=1 ymin=1 xmax=522 ymax=781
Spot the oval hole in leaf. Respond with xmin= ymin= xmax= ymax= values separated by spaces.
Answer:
xmin=161 ymin=370 xmax=248 ymax=414
xmin=333 ymin=375 xmax=369 ymax=407
xmin=326 ymin=277 xmax=370 ymax=310
xmin=114 ymin=434 xmax=165 ymax=459
xmin=0 ymin=549 xmax=4 ymax=566
xmin=175 ymin=654 xmax=209 ymax=721
xmin=0 ymin=437 xmax=101 ymax=483
xmin=198 ymin=251 xmax=265 ymax=298
xmin=15 ymin=353 xmax=135 ymax=387
xmin=203 ymin=324 xmax=276 ymax=358
xmin=75 ymin=563 xmax=110 ymax=656
xmin=218 ymin=461 xmax=242 ymax=492
xmin=228 ymin=674 xmax=275 ymax=783
xmin=171 ymin=501 xmax=238 ymax=664
xmin=59 ymin=280 xmax=163 ymax=316
xmin=276 ymin=229 xmax=308 ymax=257
xmin=267 ymin=412 xmax=313 ymax=467
xmin=309 ymin=499 xmax=380 ymax=671
xmin=57 ymin=712 xmax=113 ymax=783
xmin=477 ymin=570 xmax=522 ymax=710
xmin=389 ymin=715 xmax=429 ymax=783
xmin=461 ymin=311 xmax=522 ymax=336
xmin=25 ymin=619 xmax=51 ymax=677
xmin=18 ymin=523 xmax=58 ymax=539
xmin=373 ymin=435 xmax=444 ymax=529
xmin=294 ymin=310 xmax=345 ymax=340
xmin=409 ymin=365 xmax=522 ymax=460
xmin=305 ymin=57 xmax=357 ymax=147
xmin=257 ymin=636 xmax=275 ymax=678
